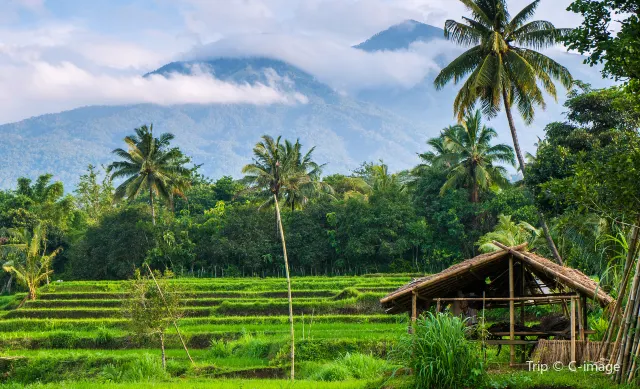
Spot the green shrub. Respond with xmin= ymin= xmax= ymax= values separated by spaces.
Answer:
xmin=340 ymin=352 xmax=388 ymax=379
xmin=94 ymin=327 xmax=114 ymax=347
xmin=394 ymin=312 xmax=486 ymax=389
xmin=312 ymin=363 xmax=352 ymax=381
xmin=310 ymin=353 xmax=388 ymax=381
xmin=208 ymin=339 xmax=232 ymax=358
xmin=333 ymin=288 xmax=360 ymax=300
xmin=47 ymin=331 xmax=80 ymax=349
xmin=232 ymin=333 xmax=282 ymax=359
xmin=101 ymin=354 xmax=168 ymax=382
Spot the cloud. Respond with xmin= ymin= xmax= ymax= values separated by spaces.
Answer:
xmin=0 ymin=60 xmax=307 ymax=124
xmin=184 ymin=34 xmax=456 ymax=93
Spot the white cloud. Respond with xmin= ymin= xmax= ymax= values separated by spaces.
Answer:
xmin=0 ymin=60 xmax=307 ymax=124
xmin=184 ymin=34 xmax=455 ymax=93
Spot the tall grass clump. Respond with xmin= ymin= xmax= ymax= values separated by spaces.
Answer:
xmin=311 ymin=352 xmax=388 ymax=381
xmin=394 ymin=312 xmax=485 ymax=389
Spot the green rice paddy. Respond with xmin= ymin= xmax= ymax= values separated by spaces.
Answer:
xmin=0 ymin=276 xmax=410 ymax=386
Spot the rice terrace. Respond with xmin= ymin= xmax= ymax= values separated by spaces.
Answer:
xmin=1 ymin=0 xmax=640 ymax=388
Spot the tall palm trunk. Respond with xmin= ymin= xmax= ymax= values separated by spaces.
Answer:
xmin=502 ymin=90 xmax=563 ymax=265
xmin=274 ymin=194 xmax=295 ymax=380
xmin=160 ymin=332 xmax=166 ymax=370
xmin=150 ymin=187 xmax=156 ymax=225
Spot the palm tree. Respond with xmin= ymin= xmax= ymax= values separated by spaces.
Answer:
xmin=434 ymin=0 xmax=572 ymax=263
xmin=242 ymin=135 xmax=324 ymax=380
xmin=107 ymin=125 xmax=191 ymax=225
xmin=281 ymin=139 xmax=331 ymax=211
xmin=438 ymin=110 xmax=515 ymax=202
xmin=477 ymin=214 xmax=541 ymax=253
xmin=1 ymin=224 xmax=61 ymax=300
xmin=371 ymin=162 xmax=405 ymax=194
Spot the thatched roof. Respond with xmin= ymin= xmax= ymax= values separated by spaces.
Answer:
xmin=380 ymin=244 xmax=613 ymax=313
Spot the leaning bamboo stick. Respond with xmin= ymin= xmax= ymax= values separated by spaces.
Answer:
xmin=145 ymin=263 xmax=195 ymax=366
xmin=626 ymin=311 xmax=640 ymax=381
xmin=628 ymin=331 xmax=640 ymax=382
xmin=621 ymin=283 xmax=640 ymax=379
xmin=614 ymin=265 xmax=640 ymax=383
xmin=598 ymin=223 xmax=640 ymax=359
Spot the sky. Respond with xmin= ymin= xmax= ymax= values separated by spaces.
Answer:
xmin=0 ymin=0 xmax=596 ymax=125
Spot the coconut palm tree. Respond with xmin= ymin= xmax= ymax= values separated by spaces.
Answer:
xmin=371 ymin=163 xmax=405 ymax=194
xmin=434 ymin=0 xmax=572 ymax=262
xmin=281 ymin=139 xmax=332 ymax=211
xmin=1 ymin=224 xmax=61 ymax=300
xmin=107 ymin=125 xmax=191 ymax=225
xmin=477 ymin=214 xmax=541 ymax=253
xmin=418 ymin=134 xmax=450 ymax=168
xmin=438 ymin=110 xmax=515 ymax=202
xmin=242 ymin=135 xmax=324 ymax=380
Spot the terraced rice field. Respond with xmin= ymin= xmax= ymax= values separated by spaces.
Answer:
xmin=0 ymin=275 xmax=411 ymax=386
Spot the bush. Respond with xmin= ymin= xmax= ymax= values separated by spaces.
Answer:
xmin=394 ymin=312 xmax=486 ymax=389
xmin=312 ymin=364 xmax=352 ymax=381
xmin=100 ymin=354 xmax=168 ymax=382
xmin=208 ymin=339 xmax=232 ymax=358
xmin=232 ymin=333 xmax=282 ymax=359
xmin=310 ymin=353 xmax=389 ymax=381
xmin=94 ymin=327 xmax=114 ymax=347
xmin=47 ymin=331 xmax=80 ymax=348
xmin=340 ymin=352 xmax=388 ymax=379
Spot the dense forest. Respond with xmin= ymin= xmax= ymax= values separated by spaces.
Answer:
xmin=0 ymin=85 xmax=636 ymax=293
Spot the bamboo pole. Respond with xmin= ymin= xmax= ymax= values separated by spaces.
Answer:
xmin=274 ymin=195 xmax=295 ymax=381
xmin=598 ymin=221 xmax=640 ymax=359
xmin=509 ymin=255 xmax=515 ymax=367
xmin=620 ymin=278 xmax=640 ymax=380
xmin=613 ymin=252 xmax=640 ymax=369
xmin=145 ymin=264 xmax=194 ymax=366
xmin=571 ymin=297 xmax=576 ymax=364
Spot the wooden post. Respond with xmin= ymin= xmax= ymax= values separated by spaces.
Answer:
xmin=409 ymin=291 xmax=417 ymax=334
xmin=436 ymin=298 xmax=441 ymax=313
xmin=520 ymin=260 xmax=526 ymax=363
xmin=578 ymin=295 xmax=585 ymax=342
xmin=509 ymin=256 xmax=515 ymax=367
xmin=582 ymin=295 xmax=588 ymax=341
xmin=411 ymin=291 xmax=417 ymax=323
xmin=571 ymin=297 xmax=576 ymax=364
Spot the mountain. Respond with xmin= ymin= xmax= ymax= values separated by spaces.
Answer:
xmin=354 ymin=20 xmax=444 ymax=51
xmin=0 ymin=57 xmax=424 ymax=188
xmin=0 ymin=20 xmax=610 ymax=189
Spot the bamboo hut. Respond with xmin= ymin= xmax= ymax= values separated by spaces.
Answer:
xmin=380 ymin=243 xmax=614 ymax=366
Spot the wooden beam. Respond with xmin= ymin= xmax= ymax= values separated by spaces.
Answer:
xmin=493 ymin=241 xmax=613 ymax=307
xmin=571 ymin=297 xmax=576 ymax=363
xmin=379 ymin=244 xmax=527 ymax=304
xmin=509 ymin=255 xmax=515 ymax=367
xmin=486 ymin=339 xmax=539 ymax=345
xmin=426 ymin=295 xmax=578 ymax=302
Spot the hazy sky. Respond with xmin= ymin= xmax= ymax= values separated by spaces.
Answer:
xmin=0 ymin=0 xmax=591 ymax=124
